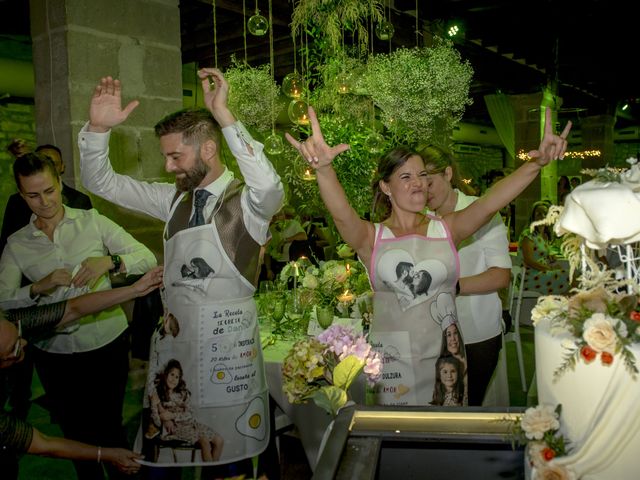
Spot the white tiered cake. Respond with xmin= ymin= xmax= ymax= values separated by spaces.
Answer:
xmin=530 ymin=160 xmax=640 ymax=480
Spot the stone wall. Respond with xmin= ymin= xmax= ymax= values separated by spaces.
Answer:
xmin=0 ymin=101 xmax=36 ymax=218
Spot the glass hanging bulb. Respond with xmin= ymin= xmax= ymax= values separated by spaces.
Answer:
xmin=375 ymin=20 xmax=395 ymax=41
xmin=288 ymin=99 xmax=310 ymax=125
xmin=248 ymin=11 xmax=269 ymax=36
xmin=281 ymin=72 xmax=304 ymax=99
xmin=364 ymin=132 xmax=386 ymax=154
xmin=264 ymin=132 xmax=284 ymax=155
xmin=336 ymin=73 xmax=351 ymax=94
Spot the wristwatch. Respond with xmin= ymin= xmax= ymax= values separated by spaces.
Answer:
xmin=110 ymin=254 xmax=122 ymax=273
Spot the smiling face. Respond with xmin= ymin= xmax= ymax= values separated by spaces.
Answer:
xmin=439 ymin=361 xmax=458 ymax=391
xmin=382 ymin=155 xmax=428 ymax=212
xmin=445 ymin=323 xmax=460 ymax=355
xmin=18 ymin=169 xmax=63 ymax=221
xmin=160 ymin=133 xmax=211 ymax=192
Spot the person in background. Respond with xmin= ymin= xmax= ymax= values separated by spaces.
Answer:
xmin=1 ymin=143 xmax=92 ymax=251
xmin=569 ymin=176 xmax=581 ymax=190
xmin=262 ymin=205 xmax=307 ymax=281
xmin=557 ymin=175 xmax=571 ymax=205
xmin=0 ymin=143 xmax=95 ymax=455
xmin=420 ymin=145 xmax=511 ymax=406
xmin=285 ymin=106 xmax=570 ymax=407
xmin=0 ymin=152 xmax=157 ymax=480
xmin=79 ymin=68 xmax=283 ymax=478
xmin=518 ymin=200 xmax=570 ymax=295
xmin=1 ymin=266 xmax=163 ymax=478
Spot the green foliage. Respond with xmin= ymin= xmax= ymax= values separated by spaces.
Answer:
xmin=224 ymin=58 xmax=280 ymax=132
xmin=291 ymin=0 xmax=384 ymax=55
xmin=360 ymin=39 xmax=474 ymax=145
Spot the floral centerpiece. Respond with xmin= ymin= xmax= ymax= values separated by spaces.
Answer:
xmin=282 ymin=324 xmax=382 ymax=417
xmin=505 ymin=404 xmax=573 ymax=480
xmin=278 ymin=255 xmax=372 ymax=318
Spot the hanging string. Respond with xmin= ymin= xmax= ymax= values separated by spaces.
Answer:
xmin=415 ymin=0 xmax=419 ymax=46
xmin=268 ymin=0 xmax=275 ymax=133
xmin=386 ymin=0 xmax=392 ymax=52
xmin=292 ymin=33 xmax=297 ymax=73
xmin=243 ymin=0 xmax=247 ymax=64
xmin=212 ymin=0 xmax=218 ymax=68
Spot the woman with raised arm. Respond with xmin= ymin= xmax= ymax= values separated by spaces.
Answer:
xmin=286 ymin=107 xmax=570 ymax=406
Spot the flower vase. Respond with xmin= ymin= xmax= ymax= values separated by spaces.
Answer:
xmin=316 ymin=306 xmax=334 ymax=329
xmin=315 ymin=400 xmax=355 ymax=469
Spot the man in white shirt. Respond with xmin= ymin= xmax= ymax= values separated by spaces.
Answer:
xmin=79 ymin=68 xmax=283 ymax=477
xmin=0 ymin=152 xmax=157 ymax=479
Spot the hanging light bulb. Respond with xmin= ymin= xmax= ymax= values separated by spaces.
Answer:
xmin=264 ymin=132 xmax=284 ymax=155
xmin=375 ymin=20 xmax=395 ymax=41
xmin=336 ymin=73 xmax=351 ymax=94
xmin=248 ymin=10 xmax=269 ymax=36
xmin=288 ymin=99 xmax=310 ymax=125
xmin=364 ymin=132 xmax=386 ymax=154
xmin=282 ymin=72 xmax=304 ymax=98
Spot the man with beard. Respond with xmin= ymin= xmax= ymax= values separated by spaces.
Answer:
xmin=78 ymin=68 xmax=283 ymax=478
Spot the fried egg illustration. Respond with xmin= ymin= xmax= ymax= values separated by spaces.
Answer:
xmin=210 ymin=363 xmax=232 ymax=384
xmin=235 ymin=396 xmax=266 ymax=441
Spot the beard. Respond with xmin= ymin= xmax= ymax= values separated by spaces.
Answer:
xmin=175 ymin=156 xmax=210 ymax=192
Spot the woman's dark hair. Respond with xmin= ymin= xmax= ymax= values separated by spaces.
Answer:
xmin=439 ymin=321 xmax=465 ymax=359
xmin=13 ymin=152 xmax=59 ymax=191
xmin=411 ymin=270 xmax=432 ymax=296
xmin=416 ymin=144 xmax=475 ymax=195
xmin=190 ymin=257 xmax=214 ymax=277
xmin=370 ymin=147 xmax=422 ymax=221
xmin=155 ymin=358 xmax=189 ymax=402
xmin=431 ymin=355 xmax=465 ymax=406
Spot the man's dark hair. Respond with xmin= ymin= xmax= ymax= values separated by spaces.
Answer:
xmin=13 ymin=152 xmax=59 ymax=191
xmin=154 ymin=108 xmax=221 ymax=148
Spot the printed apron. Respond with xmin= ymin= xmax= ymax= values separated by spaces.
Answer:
xmin=368 ymin=220 xmax=468 ymax=406
xmin=135 ymin=192 xmax=269 ymax=466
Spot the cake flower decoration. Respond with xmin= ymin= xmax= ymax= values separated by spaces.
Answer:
xmin=531 ymin=284 xmax=640 ymax=378
xmin=504 ymin=404 xmax=573 ymax=479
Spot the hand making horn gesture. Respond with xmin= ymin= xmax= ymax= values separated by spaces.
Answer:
xmin=529 ymin=107 xmax=572 ymax=167
xmin=285 ymin=106 xmax=350 ymax=170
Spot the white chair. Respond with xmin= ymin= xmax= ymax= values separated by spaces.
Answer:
xmin=505 ymin=261 xmax=541 ymax=392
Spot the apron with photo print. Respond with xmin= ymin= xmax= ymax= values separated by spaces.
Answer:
xmin=368 ymin=216 xmax=468 ymax=406
xmin=136 ymin=180 xmax=269 ymax=466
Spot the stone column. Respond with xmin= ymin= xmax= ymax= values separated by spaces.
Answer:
xmin=29 ymin=0 xmax=183 ymax=260
xmin=509 ymin=91 xmax=562 ymax=237
xmin=580 ymin=115 xmax=616 ymax=169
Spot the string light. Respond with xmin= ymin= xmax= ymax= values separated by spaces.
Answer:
xmin=517 ymin=149 xmax=601 ymax=161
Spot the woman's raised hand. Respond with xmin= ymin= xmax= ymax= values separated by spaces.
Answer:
xmin=284 ymin=106 xmax=349 ymax=170
xmin=528 ymin=107 xmax=572 ymax=167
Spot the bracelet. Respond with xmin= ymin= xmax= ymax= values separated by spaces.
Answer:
xmin=97 ymin=446 xmax=102 ymax=463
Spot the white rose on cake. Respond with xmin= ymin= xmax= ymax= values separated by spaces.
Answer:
xmin=582 ymin=313 xmax=627 ymax=353
xmin=533 ymin=463 xmax=576 ymax=480
xmin=520 ymin=405 xmax=560 ymax=440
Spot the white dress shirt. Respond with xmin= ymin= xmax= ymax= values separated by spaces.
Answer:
xmin=78 ymin=121 xmax=284 ymax=246
xmin=428 ymin=190 xmax=511 ymax=343
xmin=0 ymin=207 xmax=157 ymax=353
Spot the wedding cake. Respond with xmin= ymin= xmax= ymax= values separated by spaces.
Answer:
xmin=528 ymin=159 xmax=640 ymax=480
